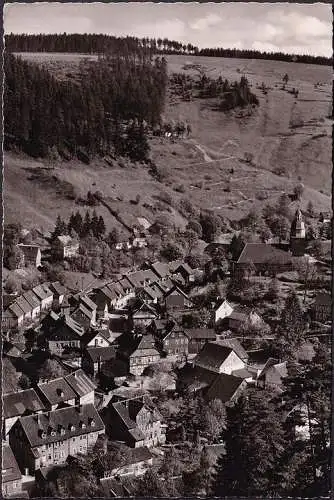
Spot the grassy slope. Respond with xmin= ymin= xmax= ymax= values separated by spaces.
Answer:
xmin=5 ymin=53 xmax=331 ymax=230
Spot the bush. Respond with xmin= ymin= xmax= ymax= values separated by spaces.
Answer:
xmin=174 ymin=184 xmax=186 ymax=193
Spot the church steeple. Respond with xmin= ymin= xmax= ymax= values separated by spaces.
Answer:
xmin=290 ymin=208 xmax=306 ymax=256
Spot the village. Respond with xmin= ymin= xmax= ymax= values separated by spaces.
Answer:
xmin=1 ymin=202 xmax=331 ymax=497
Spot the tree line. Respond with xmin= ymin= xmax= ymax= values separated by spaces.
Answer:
xmin=4 ymin=51 xmax=167 ymax=161
xmin=6 ymin=33 xmax=332 ymax=66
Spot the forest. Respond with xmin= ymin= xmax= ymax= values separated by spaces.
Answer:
xmin=4 ymin=51 xmax=167 ymax=161
xmin=6 ymin=33 xmax=332 ymax=66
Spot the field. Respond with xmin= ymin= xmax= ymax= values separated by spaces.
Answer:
xmin=5 ymin=53 xmax=332 ymax=231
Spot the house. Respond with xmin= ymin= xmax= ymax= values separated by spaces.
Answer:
xmin=184 ymin=328 xmax=216 ymax=354
xmin=102 ymin=395 xmax=166 ymax=448
xmin=98 ymin=446 xmax=153 ymax=480
xmin=17 ymin=244 xmax=42 ymax=268
xmin=117 ymin=333 xmax=161 ymax=376
xmin=14 ymin=296 xmax=32 ymax=323
xmin=71 ymin=303 xmax=97 ymax=330
xmin=81 ymin=329 xmax=113 ymax=349
xmin=176 ymin=364 xmax=246 ymax=404
xmin=215 ymin=337 xmax=249 ymax=363
xmin=65 ymin=369 xmax=97 ymax=406
xmin=2 ymin=444 xmax=24 ymax=498
xmin=32 ymin=284 xmax=54 ymax=311
xmin=214 ymin=299 xmax=234 ymax=324
xmin=46 ymin=315 xmax=85 ymax=355
xmin=163 ymin=285 xmax=192 ymax=312
xmin=130 ymin=302 xmax=158 ymax=328
xmin=93 ymin=286 xmax=117 ymax=315
xmin=3 ymin=358 xmax=23 ymax=395
xmin=9 ymin=404 xmax=105 ymax=473
xmin=138 ymin=284 xmax=164 ymax=305
xmin=226 ymin=306 xmax=263 ymax=331
xmin=194 ymin=342 xmax=245 ymax=375
xmin=257 ymin=358 xmax=288 ymax=391
xmin=49 ymin=282 xmax=66 ymax=306
xmin=155 ymin=323 xmax=189 ymax=360
xmin=3 ymin=389 xmax=45 ymax=439
xmin=137 ymin=217 xmax=152 ymax=231
xmin=234 ymin=243 xmax=293 ymax=276
xmin=82 ymin=346 xmax=117 ymax=377
xmin=53 ymin=235 xmax=80 ymax=259
xmin=37 ymin=378 xmax=77 ymax=411
xmin=171 ymin=262 xmax=195 ymax=285
xmin=2 ymin=305 xmax=25 ymax=331
xmin=149 ymin=261 xmax=170 ymax=281
xmin=22 ymin=290 xmax=41 ymax=319
xmin=312 ymin=292 xmax=331 ymax=323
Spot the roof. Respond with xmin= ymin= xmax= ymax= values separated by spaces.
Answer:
xmin=137 ymin=217 xmax=152 ymax=230
xmin=2 ymin=445 xmax=22 ymax=484
xmin=172 ymin=262 xmax=193 ymax=275
xmin=65 ymin=369 xmax=97 ymax=396
xmin=178 ymin=364 xmax=218 ymax=392
xmin=85 ymin=346 xmax=116 ymax=363
xmin=195 ymin=342 xmax=239 ymax=371
xmin=37 ymin=378 xmax=77 ymax=405
xmin=57 ymin=235 xmax=77 ymax=246
xmin=17 ymin=244 xmax=41 ymax=260
xmin=205 ymin=373 xmax=245 ymax=402
xmin=314 ymin=292 xmax=331 ymax=307
xmin=8 ymin=302 xmax=25 ymax=318
xmin=15 ymin=295 xmax=32 ymax=315
xmin=257 ymin=358 xmax=288 ymax=380
xmin=19 ymin=404 xmax=104 ymax=447
xmin=80 ymin=294 xmax=97 ymax=310
xmin=3 ymin=389 xmax=45 ymax=419
xmin=184 ymin=328 xmax=216 ymax=340
xmin=141 ymin=285 xmax=163 ymax=300
xmin=164 ymin=285 xmax=190 ymax=300
xmin=237 ymin=243 xmax=293 ymax=265
xmin=215 ymin=338 xmax=249 ymax=361
xmin=47 ymin=316 xmax=85 ymax=341
xmin=49 ymin=281 xmax=66 ymax=296
xmin=228 ymin=306 xmax=253 ymax=322
xmin=150 ymin=261 xmax=170 ymax=279
xmin=33 ymin=283 xmax=53 ymax=300
xmin=22 ymin=290 xmax=41 ymax=309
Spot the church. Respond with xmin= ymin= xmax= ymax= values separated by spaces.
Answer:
xmin=290 ymin=208 xmax=306 ymax=257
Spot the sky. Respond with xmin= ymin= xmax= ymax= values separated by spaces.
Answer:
xmin=4 ymin=2 xmax=333 ymax=57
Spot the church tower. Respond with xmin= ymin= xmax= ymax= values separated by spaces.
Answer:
xmin=290 ymin=208 xmax=306 ymax=256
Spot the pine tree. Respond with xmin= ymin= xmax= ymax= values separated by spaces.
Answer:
xmin=81 ymin=211 xmax=91 ymax=238
xmin=213 ymin=390 xmax=286 ymax=497
xmin=91 ymin=210 xmax=99 ymax=237
xmin=96 ymin=215 xmax=106 ymax=239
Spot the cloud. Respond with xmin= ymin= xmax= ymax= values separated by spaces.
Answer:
xmin=189 ymin=13 xmax=222 ymax=31
xmin=131 ymin=19 xmax=186 ymax=40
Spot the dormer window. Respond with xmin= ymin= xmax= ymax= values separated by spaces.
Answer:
xmin=68 ymin=424 xmax=76 ymax=432
xmin=88 ymin=418 xmax=95 ymax=427
xmin=58 ymin=425 xmax=66 ymax=435
xmin=57 ymin=388 xmax=64 ymax=397
xmin=39 ymin=429 xmax=47 ymax=439
xmin=79 ymin=421 xmax=86 ymax=429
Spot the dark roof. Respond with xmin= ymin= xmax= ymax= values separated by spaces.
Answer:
xmin=195 ymin=342 xmax=237 ymax=371
xmin=8 ymin=302 xmax=25 ymax=318
xmin=141 ymin=285 xmax=163 ymax=300
xmin=178 ymin=364 xmax=218 ymax=391
xmin=15 ymin=295 xmax=32 ymax=315
xmin=80 ymin=294 xmax=97 ymax=310
xmin=37 ymin=378 xmax=77 ymax=405
xmin=164 ymin=285 xmax=190 ymax=300
xmin=2 ymin=445 xmax=22 ymax=483
xmin=150 ymin=262 xmax=170 ymax=279
xmin=47 ymin=316 xmax=85 ymax=341
xmin=22 ymin=290 xmax=41 ymax=309
xmin=19 ymin=404 xmax=104 ymax=447
xmin=237 ymin=243 xmax=293 ymax=265
xmin=111 ymin=396 xmax=162 ymax=434
xmin=215 ymin=338 xmax=249 ymax=361
xmin=314 ymin=292 xmax=331 ymax=307
xmin=17 ymin=244 xmax=41 ymax=261
xmin=49 ymin=281 xmax=66 ymax=297
xmin=205 ymin=373 xmax=245 ymax=402
xmin=85 ymin=346 xmax=116 ymax=363
xmin=172 ymin=262 xmax=193 ymax=275
xmin=228 ymin=306 xmax=253 ymax=322
xmin=3 ymin=389 xmax=45 ymax=419
xmin=65 ymin=369 xmax=97 ymax=396
xmin=184 ymin=328 xmax=216 ymax=340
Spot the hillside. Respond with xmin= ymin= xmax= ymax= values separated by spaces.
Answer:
xmin=5 ymin=53 xmax=332 ymax=231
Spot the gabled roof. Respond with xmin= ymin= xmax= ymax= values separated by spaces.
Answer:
xmin=47 ymin=316 xmax=85 ymax=341
xmin=22 ymin=290 xmax=41 ymax=309
xmin=3 ymin=389 xmax=45 ymax=419
xmin=141 ymin=285 xmax=163 ymax=300
xmin=172 ymin=262 xmax=193 ymax=275
xmin=132 ymin=301 xmax=157 ymax=317
xmin=85 ymin=346 xmax=116 ymax=363
xmin=184 ymin=328 xmax=216 ymax=340
xmin=49 ymin=281 xmax=66 ymax=296
xmin=19 ymin=404 xmax=104 ymax=447
xmin=205 ymin=373 xmax=245 ymax=402
xmin=8 ymin=302 xmax=25 ymax=318
xmin=164 ymin=285 xmax=190 ymax=300
xmin=2 ymin=445 xmax=22 ymax=484
xmin=178 ymin=364 xmax=218 ymax=392
xmin=37 ymin=378 xmax=77 ymax=405
xmin=314 ymin=292 xmax=331 ymax=307
xmin=33 ymin=283 xmax=53 ymax=300
xmin=71 ymin=303 xmax=94 ymax=321
xmin=195 ymin=342 xmax=239 ymax=372
xmin=257 ymin=358 xmax=288 ymax=380
xmin=215 ymin=338 xmax=249 ymax=361
xmin=65 ymin=369 xmax=97 ymax=396
xmin=150 ymin=262 xmax=170 ymax=279
xmin=57 ymin=235 xmax=78 ymax=246
xmin=15 ymin=295 xmax=32 ymax=315
xmin=237 ymin=243 xmax=293 ymax=265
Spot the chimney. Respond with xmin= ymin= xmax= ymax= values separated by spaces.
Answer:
xmin=24 ymin=468 xmax=29 ymax=476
